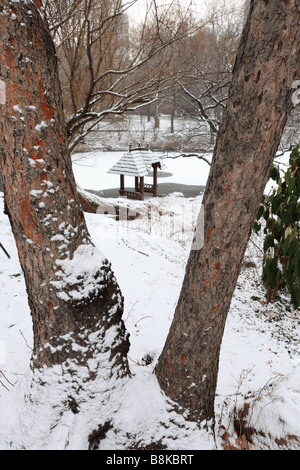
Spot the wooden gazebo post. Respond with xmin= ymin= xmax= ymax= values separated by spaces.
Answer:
xmin=153 ymin=164 xmax=158 ymax=197
xmin=120 ymin=174 xmax=125 ymax=195
xmin=140 ymin=177 xmax=144 ymax=200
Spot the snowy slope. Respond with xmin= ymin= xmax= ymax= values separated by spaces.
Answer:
xmin=0 ymin=152 xmax=299 ymax=450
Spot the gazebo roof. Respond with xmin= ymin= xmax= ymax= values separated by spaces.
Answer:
xmin=107 ymin=147 xmax=166 ymax=177
xmin=142 ymin=150 xmax=167 ymax=172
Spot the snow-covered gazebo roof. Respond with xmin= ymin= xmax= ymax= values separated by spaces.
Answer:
xmin=107 ymin=145 xmax=167 ymax=200
xmin=107 ymin=146 xmax=166 ymax=177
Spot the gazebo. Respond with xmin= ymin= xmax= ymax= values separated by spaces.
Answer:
xmin=107 ymin=144 xmax=166 ymax=200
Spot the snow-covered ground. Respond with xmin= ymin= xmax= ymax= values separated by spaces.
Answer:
xmin=0 ymin=151 xmax=299 ymax=450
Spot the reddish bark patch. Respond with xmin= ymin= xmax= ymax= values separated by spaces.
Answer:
xmin=24 ymin=70 xmax=32 ymax=84
xmin=29 ymin=150 xmax=42 ymax=169
xmin=192 ymin=282 xmax=198 ymax=296
xmin=34 ymin=0 xmax=43 ymax=11
xmin=210 ymin=306 xmax=220 ymax=314
xmin=20 ymin=196 xmax=44 ymax=245
xmin=38 ymin=80 xmax=53 ymax=120
xmin=207 ymin=228 xmax=213 ymax=240
xmin=33 ymin=24 xmax=43 ymax=49
xmin=27 ymin=138 xmax=44 ymax=166
xmin=16 ymin=242 xmax=25 ymax=271
xmin=40 ymin=171 xmax=48 ymax=183
xmin=6 ymin=47 xmax=15 ymax=68
xmin=47 ymin=301 xmax=55 ymax=325
xmin=57 ymin=132 xmax=64 ymax=144
xmin=15 ymin=160 xmax=22 ymax=173
xmin=59 ymin=167 xmax=66 ymax=184
xmin=213 ymin=262 xmax=220 ymax=281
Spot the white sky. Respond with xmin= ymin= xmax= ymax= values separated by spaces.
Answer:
xmin=128 ymin=0 xmax=208 ymax=21
xmin=128 ymin=0 xmax=245 ymax=23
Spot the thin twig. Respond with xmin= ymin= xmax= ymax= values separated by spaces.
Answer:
xmin=122 ymin=238 xmax=149 ymax=257
xmin=0 ymin=370 xmax=16 ymax=391
xmin=19 ymin=330 xmax=33 ymax=351
xmin=124 ymin=300 xmax=139 ymax=321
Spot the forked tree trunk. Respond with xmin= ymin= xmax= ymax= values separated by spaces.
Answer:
xmin=0 ymin=0 xmax=130 ymax=389
xmin=155 ymin=0 xmax=300 ymax=426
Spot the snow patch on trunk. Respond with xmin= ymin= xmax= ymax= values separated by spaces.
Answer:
xmin=51 ymin=243 xmax=107 ymax=302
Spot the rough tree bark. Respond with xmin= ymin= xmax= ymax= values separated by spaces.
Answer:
xmin=0 ymin=0 xmax=130 ymax=415
xmin=155 ymin=0 xmax=300 ymax=426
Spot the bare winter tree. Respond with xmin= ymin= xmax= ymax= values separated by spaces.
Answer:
xmin=176 ymin=0 xmax=299 ymax=157
xmin=155 ymin=0 xmax=300 ymax=429
xmin=177 ymin=0 xmax=244 ymax=149
xmin=0 ymin=0 xmax=130 ymax=443
xmin=43 ymin=0 xmax=200 ymax=153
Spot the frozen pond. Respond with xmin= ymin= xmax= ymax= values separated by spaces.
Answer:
xmin=72 ymin=150 xmax=211 ymax=197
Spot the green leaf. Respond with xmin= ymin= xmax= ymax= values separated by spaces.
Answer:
xmin=291 ymin=288 xmax=300 ymax=308
xmin=263 ymin=257 xmax=279 ymax=288
xmin=296 ymin=203 xmax=300 ymax=221
xmin=263 ymin=207 xmax=270 ymax=221
xmin=271 ymin=194 xmax=281 ymax=214
xmin=273 ymin=223 xmax=283 ymax=242
xmin=270 ymin=166 xmax=280 ymax=182
xmin=287 ymin=176 xmax=296 ymax=195
xmin=293 ymin=248 xmax=300 ymax=280
xmin=253 ymin=221 xmax=261 ymax=234
xmin=256 ymin=205 xmax=265 ymax=221
xmin=296 ymin=288 xmax=300 ymax=306
xmin=276 ymin=270 xmax=282 ymax=284
xmin=263 ymin=234 xmax=274 ymax=251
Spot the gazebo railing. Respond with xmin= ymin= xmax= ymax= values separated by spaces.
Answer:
xmin=144 ymin=183 xmax=154 ymax=193
xmin=119 ymin=190 xmax=143 ymax=200
xmin=136 ymin=183 xmax=154 ymax=193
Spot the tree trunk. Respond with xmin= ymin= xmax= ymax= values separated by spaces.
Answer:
xmin=170 ymin=95 xmax=176 ymax=134
xmin=155 ymin=0 xmax=300 ymax=426
xmin=0 ymin=0 xmax=130 ymax=420
xmin=154 ymin=96 xmax=160 ymax=129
